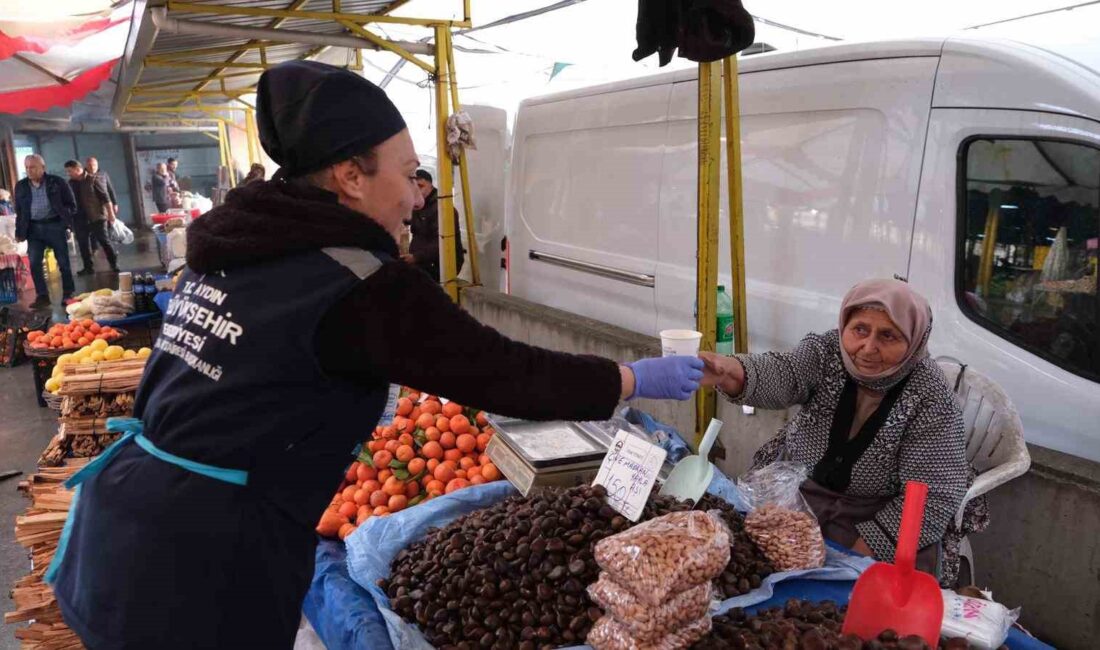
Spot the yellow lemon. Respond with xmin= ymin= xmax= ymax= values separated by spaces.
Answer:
xmin=137 ymin=347 xmax=152 ymax=359
xmin=90 ymin=339 xmax=109 ymax=352
xmin=80 ymin=356 xmax=96 ymax=365
xmin=90 ymin=350 xmax=105 ymax=363
xmin=57 ymin=353 xmax=74 ymax=366
xmin=104 ymin=346 xmax=124 ymax=361
xmin=123 ymin=349 xmax=137 ymax=360
xmin=44 ymin=377 xmax=61 ymax=393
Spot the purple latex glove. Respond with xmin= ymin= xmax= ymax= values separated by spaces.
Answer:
xmin=627 ymin=356 xmax=704 ymax=401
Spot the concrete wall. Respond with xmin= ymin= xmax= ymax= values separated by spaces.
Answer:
xmin=462 ymin=286 xmax=1100 ymax=649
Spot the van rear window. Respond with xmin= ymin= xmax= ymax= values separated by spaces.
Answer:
xmin=957 ymin=137 xmax=1100 ymax=382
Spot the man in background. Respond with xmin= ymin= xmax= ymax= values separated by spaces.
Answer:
xmin=64 ymin=161 xmax=96 ymax=275
xmin=151 ymin=162 xmax=170 ymax=213
xmin=65 ymin=159 xmax=120 ymax=273
xmin=166 ymin=157 xmax=180 ymax=192
xmin=15 ymin=154 xmax=77 ymax=307
xmin=403 ymin=169 xmax=464 ymax=282
xmin=84 ymin=157 xmax=119 ymax=217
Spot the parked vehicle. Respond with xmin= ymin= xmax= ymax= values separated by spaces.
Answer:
xmin=489 ymin=36 xmax=1100 ymax=461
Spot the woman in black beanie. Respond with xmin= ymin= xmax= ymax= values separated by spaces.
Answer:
xmin=47 ymin=61 xmax=706 ymax=649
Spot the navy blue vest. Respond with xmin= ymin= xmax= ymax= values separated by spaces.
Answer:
xmin=134 ymin=246 xmax=389 ymax=526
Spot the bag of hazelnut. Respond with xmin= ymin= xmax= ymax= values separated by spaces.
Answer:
xmin=737 ymin=462 xmax=826 ymax=571
xmin=593 ymin=510 xmax=730 ymax=606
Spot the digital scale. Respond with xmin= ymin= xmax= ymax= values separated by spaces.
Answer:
xmin=485 ymin=414 xmax=671 ymax=496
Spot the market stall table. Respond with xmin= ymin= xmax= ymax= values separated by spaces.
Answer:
xmin=301 ymin=409 xmax=1051 ymax=650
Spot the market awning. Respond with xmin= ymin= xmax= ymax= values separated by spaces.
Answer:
xmin=0 ymin=1 xmax=133 ymax=118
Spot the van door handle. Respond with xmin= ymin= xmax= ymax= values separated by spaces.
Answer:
xmin=528 ymin=250 xmax=655 ymax=288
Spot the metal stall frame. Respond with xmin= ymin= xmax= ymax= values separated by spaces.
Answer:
xmin=117 ymin=1 xmax=478 ymax=302
xmin=694 ymin=56 xmax=749 ymax=444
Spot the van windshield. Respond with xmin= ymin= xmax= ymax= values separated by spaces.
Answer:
xmin=959 ymin=137 xmax=1100 ymax=381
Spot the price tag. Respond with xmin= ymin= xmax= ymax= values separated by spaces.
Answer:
xmin=593 ymin=430 xmax=667 ymax=522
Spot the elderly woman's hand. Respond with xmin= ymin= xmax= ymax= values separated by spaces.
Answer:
xmin=699 ymin=351 xmax=746 ymax=397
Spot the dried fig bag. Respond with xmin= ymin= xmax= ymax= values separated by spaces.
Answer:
xmin=593 ymin=510 xmax=730 ymax=606
xmin=587 ymin=614 xmax=712 ymax=650
xmin=587 ymin=573 xmax=713 ymax=643
xmin=737 ymin=462 xmax=826 ymax=571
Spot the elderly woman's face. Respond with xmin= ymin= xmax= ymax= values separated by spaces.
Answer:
xmin=842 ymin=308 xmax=909 ymax=375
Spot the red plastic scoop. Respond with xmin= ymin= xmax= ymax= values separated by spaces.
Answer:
xmin=842 ymin=481 xmax=943 ymax=645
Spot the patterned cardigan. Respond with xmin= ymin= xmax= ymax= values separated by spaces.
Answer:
xmin=726 ymin=330 xmax=968 ymax=562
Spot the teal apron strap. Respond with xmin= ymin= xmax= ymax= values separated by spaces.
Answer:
xmin=134 ymin=434 xmax=248 ymax=486
xmin=46 ymin=417 xmax=248 ymax=585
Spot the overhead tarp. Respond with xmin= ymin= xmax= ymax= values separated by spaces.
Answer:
xmin=0 ymin=1 xmax=131 ymax=116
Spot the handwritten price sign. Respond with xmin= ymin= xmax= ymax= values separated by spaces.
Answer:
xmin=593 ymin=430 xmax=667 ymax=522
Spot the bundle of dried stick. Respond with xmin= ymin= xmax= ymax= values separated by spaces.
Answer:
xmin=58 ymin=359 xmax=145 ymax=397
xmin=61 ymin=393 xmax=135 ymax=420
xmin=8 ymin=460 xmax=88 ymax=649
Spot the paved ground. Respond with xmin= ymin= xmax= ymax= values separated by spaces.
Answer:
xmin=1 ymin=231 xmax=162 ymax=649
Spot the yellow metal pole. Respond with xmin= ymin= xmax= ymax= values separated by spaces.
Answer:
xmin=695 ymin=62 xmax=721 ymax=445
xmin=244 ymin=109 xmax=259 ymax=165
xmin=444 ymin=28 xmax=480 ymax=287
xmin=434 ymin=25 xmax=458 ymax=302
xmin=722 ymin=56 xmax=749 ymax=355
xmin=340 ymin=21 xmax=435 ymax=74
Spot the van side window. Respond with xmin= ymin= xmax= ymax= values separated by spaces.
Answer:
xmin=958 ymin=137 xmax=1100 ymax=381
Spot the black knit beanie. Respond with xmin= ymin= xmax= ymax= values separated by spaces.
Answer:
xmin=257 ymin=61 xmax=407 ymax=178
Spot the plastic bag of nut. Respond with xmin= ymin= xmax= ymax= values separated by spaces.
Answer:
xmin=587 ymin=613 xmax=712 ymax=650
xmin=593 ymin=510 xmax=730 ymax=607
xmin=737 ymin=462 xmax=826 ymax=571
xmin=587 ymin=573 xmax=714 ymax=643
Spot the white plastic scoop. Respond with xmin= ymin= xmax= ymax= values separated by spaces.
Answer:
xmin=659 ymin=418 xmax=723 ymax=504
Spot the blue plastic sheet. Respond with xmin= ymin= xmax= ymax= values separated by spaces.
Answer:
xmin=302 ymin=540 xmax=392 ymax=650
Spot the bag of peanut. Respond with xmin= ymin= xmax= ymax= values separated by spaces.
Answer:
xmin=587 ymin=614 xmax=712 ymax=650
xmin=593 ymin=510 xmax=730 ymax=606
xmin=587 ymin=573 xmax=714 ymax=643
xmin=737 ymin=462 xmax=826 ymax=571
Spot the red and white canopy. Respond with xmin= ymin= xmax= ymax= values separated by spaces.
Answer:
xmin=0 ymin=1 xmax=132 ymax=116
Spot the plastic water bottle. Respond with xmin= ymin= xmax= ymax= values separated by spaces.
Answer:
xmin=716 ymin=285 xmax=734 ymax=355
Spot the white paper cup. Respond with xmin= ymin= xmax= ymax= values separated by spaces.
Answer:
xmin=660 ymin=329 xmax=703 ymax=357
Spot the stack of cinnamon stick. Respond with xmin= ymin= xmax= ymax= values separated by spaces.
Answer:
xmin=9 ymin=358 xmax=148 ymax=648
xmin=7 ymin=460 xmax=88 ymax=649
xmin=38 ymin=358 xmax=146 ymax=466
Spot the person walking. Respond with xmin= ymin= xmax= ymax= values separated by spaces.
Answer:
xmin=85 ymin=157 xmax=120 ymax=216
xmin=151 ymin=163 xmax=170 ymax=213
xmin=14 ymin=154 xmax=77 ymax=308
xmin=64 ymin=161 xmax=96 ymax=275
xmin=65 ymin=160 xmax=120 ymax=273
xmin=403 ymin=169 xmax=465 ymax=282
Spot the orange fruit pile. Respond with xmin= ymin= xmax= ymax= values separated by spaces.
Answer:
xmin=26 ymin=320 xmax=122 ymax=351
xmin=316 ymin=389 xmax=503 ymax=540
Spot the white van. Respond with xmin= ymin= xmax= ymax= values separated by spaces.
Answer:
xmin=499 ymin=36 xmax=1100 ymax=462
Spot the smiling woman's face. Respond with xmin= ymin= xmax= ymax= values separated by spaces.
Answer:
xmin=841 ymin=307 xmax=909 ymax=376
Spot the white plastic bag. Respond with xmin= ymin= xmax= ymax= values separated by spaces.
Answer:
xmin=941 ymin=589 xmax=1019 ymax=650
xmin=107 ymin=219 xmax=134 ymax=245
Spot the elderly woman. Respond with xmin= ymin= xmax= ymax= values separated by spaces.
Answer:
xmin=702 ymin=279 xmax=969 ymax=577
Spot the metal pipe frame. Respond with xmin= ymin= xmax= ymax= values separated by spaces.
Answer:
xmin=445 ymin=28 xmax=480 ymax=287
xmin=695 ymin=61 xmax=722 ymax=444
xmin=722 ymin=56 xmax=749 ymax=355
xmin=339 ymin=20 xmax=435 ymax=74
xmin=166 ymin=1 xmax=472 ymax=28
xmin=434 ymin=24 xmax=458 ymax=302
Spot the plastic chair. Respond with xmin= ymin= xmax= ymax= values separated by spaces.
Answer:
xmin=936 ymin=357 xmax=1031 ymax=583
